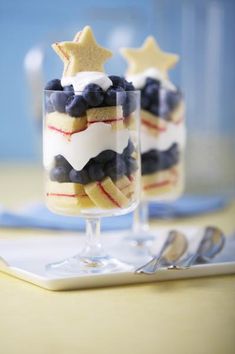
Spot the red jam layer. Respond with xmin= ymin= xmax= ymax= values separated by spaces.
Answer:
xmin=88 ymin=117 xmax=124 ymax=124
xmin=141 ymin=118 xmax=167 ymax=132
xmin=47 ymin=193 xmax=87 ymax=198
xmin=47 ymin=125 xmax=86 ymax=136
xmin=97 ymin=182 xmax=121 ymax=208
xmin=144 ymin=180 xmax=171 ymax=191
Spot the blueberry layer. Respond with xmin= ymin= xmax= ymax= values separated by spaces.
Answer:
xmin=45 ymin=76 xmax=136 ymax=118
xmin=141 ymin=78 xmax=182 ymax=120
xmin=49 ymin=140 xmax=138 ymax=184
xmin=141 ymin=143 xmax=180 ymax=175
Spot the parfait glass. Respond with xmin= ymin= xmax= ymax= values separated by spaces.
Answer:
xmin=43 ymin=89 xmax=140 ymax=275
xmin=116 ymin=91 xmax=186 ymax=266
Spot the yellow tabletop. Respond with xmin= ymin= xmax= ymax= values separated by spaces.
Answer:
xmin=0 ymin=164 xmax=235 ymax=354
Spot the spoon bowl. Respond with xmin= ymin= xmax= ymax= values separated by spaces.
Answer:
xmin=197 ymin=226 xmax=225 ymax=262
xmin=169 ymin=226 xmax=225 ymax=270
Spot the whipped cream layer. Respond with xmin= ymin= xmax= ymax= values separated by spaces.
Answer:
xmin=127 ymin=67 xmax=176 ymax=91
xmin=61 ymin=71 xmax=112 ymax=93
xmin=141 ymin=122 xmax=186 ymax=153
xmin=44 ymin=122 xmax=130 ymax=171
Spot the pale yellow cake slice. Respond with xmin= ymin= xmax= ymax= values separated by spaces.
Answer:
xmin=124 ymin=112 xmax=137 ymax=130
xmin=84 ymin=177 xmax=129 ymax=209
xmin=141 ymin=109 xmax=167 ymax=136
xmin=46 ymin=180 xmax=85 ymax=195
xmin=46 ymin=181 xmax=94 ymax=214
xmin=86 ymin=106 xmax=124 ymax=130
xmin=142 ymin=164 xmax=183 ymax=199
xmin=170 ymin=101 xmax=185 ymax=124
xmin=46 ymin=112 xmax=87 ymax=136
xmin=115 ymin=175 xmax=135 ymax=199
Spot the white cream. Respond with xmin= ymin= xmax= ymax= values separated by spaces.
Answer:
xmin=43 ymin=122 xmax=130 ymax=171
xmin=127 ymin=67 xmax=176 ymax=91
xmin=61 ymin=71 xmax=112 ymax=93
xmin=141 ymin=122 xmax=186 ymax=153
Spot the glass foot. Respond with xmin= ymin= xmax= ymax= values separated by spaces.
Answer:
xmin=46 ymin=254 xmax=133 ymax=276
xmin=111 ymin=230 xmax=155 ymax=267
xmin=125 ymin=232 xmax=155 ymax=246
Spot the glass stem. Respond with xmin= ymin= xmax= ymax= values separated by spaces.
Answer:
xmin=133 ymin=200 xmax=150 ymax=234
xmin=82 ymin=218 xmax=104 ymax=259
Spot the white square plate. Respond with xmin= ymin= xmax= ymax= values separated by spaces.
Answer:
xmin=0 ymin=227 xmax=234 ymax=291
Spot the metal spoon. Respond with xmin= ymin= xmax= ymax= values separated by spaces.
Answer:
xmin=168 ymin=226 xmax=225 ymax=270
xmin=135 ymin=230 xmax=188 ymax=274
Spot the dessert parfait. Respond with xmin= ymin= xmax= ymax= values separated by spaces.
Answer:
xmin=121 ymin=36 xmax=186 ymax=201
xmin=43 ymin=26 xmax=140 ymax=217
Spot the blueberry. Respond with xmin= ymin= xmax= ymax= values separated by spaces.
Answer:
xmin=69 ymin=169 xmax=90 ymax=184
xmin=141 ymin=145 xmax=180 ymax=175
xmin=122 ymin=93 xmax=137 ymax=117
xmin=140 ymin=160 xmax=147 ymax=175
xmin=160 ymin=152 xmax=173 ymax=170
xmin=88 ymin=162 xmax=105 ymax=182
xmin=124 ymin=80 xmax=135 ymax=91
xmin=166 ymin=89 xmax=182 ymax=110
xmin=63 ymin=85 xmax=74 ymax=93
xmin=144 ymin=82 xmax=160 ymax=97
xmin=169 ymin=142 xmax=178 ymax=154
xmin=156 ymin=153 xmax=167 ymax=170
xmin=141 ymin=94 xmax=151 ymax=110
xmin=105 ymin=156 xmax=126 ymax=181
xmin=116 ymin=87 xmax=127 ymax=105
xmin=145 ymin=77 xmax=161 ymax=87
xmin=104 ymin=86 xmax=126 ymax=106
xmin=65 ymin=95 xmax=87 ymax=117
xmin=50 ymin=92 xmax=72 ymax=113
xmin=149 ymin=103 xmax=160 ymax=116
xmin=45 ymin=95 xmax=55 ymax=113
xmin=141 ymin=149 xmax=161 ymax=174
xmin=141 ymin=151 xmax=149 ymax=163
xmin=95 ymin=150 xmax=116 ymax=164
xmin=123 ymin=140 xmax=135 ymax=158
xmin=50 ymin=166 xmax=70 ymax=182
xmin=141 ymin=157 xmax=157 ymax=175
xmin=54 ymin=155 xmax=72 ymax=171
xmin=108 ymin=75 xmax=126 ymax=88
xmin=158 ymin=102 xmax=170 ymax=119
xmin=158 ymin=144 xmax=179 ymax=170
xmin=82 ymin=83 xmax=104 ymax=107
xmin=147 ymin=149 xmax=158 ymax=161
xmin=168 ymin=143 xmax=179 ymax=163
xmin=126 ymin=156 xmax=138 ymax=175
xmin=45 ymin=79 xmax=62 ymax=91
xmin=165 ymin=155 xmax=174 ymax=169
xmin=104 ymin=87 xmax=117 ymax=106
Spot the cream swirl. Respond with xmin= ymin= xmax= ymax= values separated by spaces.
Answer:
xmin=43 ymin=122 xmax=130 ymax=171
xmin=127 ymin=67 xmax=176 ymax=91
xmin=141 ymin=122 xmax=186 ymax=153
xmin=61 ymin=71 xmax=112 ymax=93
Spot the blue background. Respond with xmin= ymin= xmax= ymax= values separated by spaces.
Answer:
xmin=0 ymin=0 xmax=234 ymax=161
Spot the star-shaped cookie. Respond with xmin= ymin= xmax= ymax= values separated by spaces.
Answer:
xmin=52 ymin=26 xmax=112 ymax=77
xmin=121 ymin=36 xmax=179 ymax=78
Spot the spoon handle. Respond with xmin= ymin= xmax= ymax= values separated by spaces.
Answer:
xmin=181 ymin=253 xmax=199 ymax=268
xmin=169 ymin=253 xmax=199 ymax=270
xmin=135 ymin=256 xmax=161 ymax=274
